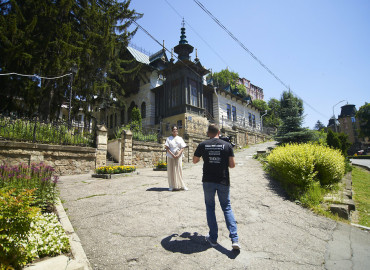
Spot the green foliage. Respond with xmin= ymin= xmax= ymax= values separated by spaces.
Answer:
xmin=263 ymin=98 xmax=282 ymax=128
xmin=131 ymin=107 xmax=142 ymax=131
xmin=211 ymin=69 xmax=239 ymax=90
xmin=327 ymin=129 xmax=341 ymax=149
xmin=266 ymin=143 xmax=345 ymax=205
xmin=252 ymin=99 xmax=268 ymax=112
xmin=0 ymin=116 xmax=94 ymax=146
xmin=0 ymin=188 xmax=40 ymax=269
xmin=314 ymin=120 xmax=326 ymax=131
xmin=275 ymin=91 xmax=312 ymax=143
xmin=356 ymin=102 xmax=370 ymax=138
xmin=326 ymin=129 xmax=351 ymax=156
xmin=0 ymin=163 xmax=59 ymax=212
xmin=0 ymin=0 xmax=142 ymax=120
xmin=352 ymin=166 xmax=370 ymax=227
xmin=235 ymin=84 xmax=247 ymax=97
xmin=310 ymin=130 xmax=327 ymax=145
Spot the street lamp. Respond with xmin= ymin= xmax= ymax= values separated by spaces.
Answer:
xmin=68 ymin=65 xmax=77 ymax=129
xmin=332 ymin=100 xmax=347 ymax=132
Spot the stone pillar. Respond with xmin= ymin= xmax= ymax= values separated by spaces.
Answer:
xmin=121 ymin=130 xmax=133 ymax=166
xmin=95 ymin=125 xmax=107 ymax=168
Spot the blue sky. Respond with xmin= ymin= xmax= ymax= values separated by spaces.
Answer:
xmin=128 ymin=0 xmax=370 ymax=129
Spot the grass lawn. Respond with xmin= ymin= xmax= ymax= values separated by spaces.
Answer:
xmin=352 ymin=166 xmax=370 ymax=227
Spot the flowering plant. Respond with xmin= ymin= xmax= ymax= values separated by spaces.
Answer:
xmin=155 ymin=160 xmax=167 ymax=169
xmin=0 ymin=162 xmax=59 ymax=211
xmin=95 ymin=165 xmax=136 ymax=175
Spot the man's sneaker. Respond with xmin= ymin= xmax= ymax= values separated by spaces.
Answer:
xmin=205 ymin=235 xmax=218 ymax=247
xmin=232 ymin=241 xmax=240 ymax=250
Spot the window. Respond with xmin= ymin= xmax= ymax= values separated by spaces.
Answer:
xmin=252 ymin=114 xmax=256 ymax=127
xmin=189 ymin=79 xmax=198 ymax=107
xmin=177 ymin=120 xmax=182 ymax=129
xmin=232 ymin=106 xmax=237 ymax=122
xmin=248 ymin=113 xmax=252 ymax=126
xmin=170 ymin=80 xmax=181 ymax=108
xmin=141 ymin=102 xmax=146 ymax=118
xmin=227 ymin=104 xmax=231 ymax=120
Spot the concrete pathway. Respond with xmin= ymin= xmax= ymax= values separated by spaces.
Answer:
xmin=59 ymin=141 xmax=370 ymax=270
xmin=350 ymin=159 xmax=370 ymax=171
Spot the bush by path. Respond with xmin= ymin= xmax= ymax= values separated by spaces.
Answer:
xmin=266 ymin=143 xmax=345 ymax=206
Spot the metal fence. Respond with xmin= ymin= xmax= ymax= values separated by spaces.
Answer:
xmin=0 ymin=114 xmax=95 ymax=147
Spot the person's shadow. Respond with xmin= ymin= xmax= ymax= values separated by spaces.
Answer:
xmin=146 ymin=187 xmax=169 ymax=192
xmin=161 ymin=232 xmax=240 ymax=259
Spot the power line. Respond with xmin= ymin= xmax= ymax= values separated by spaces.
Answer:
xmin=192 ymin=0 xmax=329 ymax=119
xmin=0 ymin=72 xmax=72 ymax=80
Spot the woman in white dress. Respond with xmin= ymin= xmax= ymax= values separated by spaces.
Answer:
xmin=164 ymin=125 xmax=188 ymax=191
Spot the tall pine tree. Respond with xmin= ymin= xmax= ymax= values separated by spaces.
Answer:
xmin=0 ymin=0 xmax=142 ymax=120
xmin=275 ymin=90 xmax=313 ymax=144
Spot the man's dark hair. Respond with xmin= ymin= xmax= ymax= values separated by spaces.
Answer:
xmin=207 ymin=124 xmax=220 ymax=135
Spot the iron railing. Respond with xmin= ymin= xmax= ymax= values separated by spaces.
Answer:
xmin=0 ymin=114 xmax=95 ymax=147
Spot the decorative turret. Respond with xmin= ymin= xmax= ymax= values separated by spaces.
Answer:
xmin=174 ymin=19 xmax=194 ymax=61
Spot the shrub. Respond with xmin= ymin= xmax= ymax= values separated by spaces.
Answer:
xmin=0 ymin=188 xmax=40 ymax=269
xmin=266 ymin=143 xmax=345 ymax=201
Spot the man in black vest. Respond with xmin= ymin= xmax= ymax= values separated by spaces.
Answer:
xmin=193 ymin=124 xmax=240 ymax=250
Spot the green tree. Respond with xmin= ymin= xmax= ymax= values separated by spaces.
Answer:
xmin=275 ymin=91 xmax=313 ymax=144
xmin=327 ymin=129 xmax=342 ymax=150
xmin=356 ymin=102 xmax=370 ymax=138
xmin=252 ymin=99 xmax=268 ymax=112
xmin=130 ymin=107 xmax=142 ymax=132
xmin=337 ymin=132 xmax=351 ymax=156
xmin=263 ymin=98 xmax=281 ymax=128
xmin=0 ymin=0 xmax=142 ymax=120
xmin=212 ymin=69 xmax=239 ymax=90
xmin=314 ymin=120 xmax=326 ymax=131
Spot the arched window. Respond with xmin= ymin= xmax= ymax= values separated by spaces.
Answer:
xmin=141 ymin=102 xmax=146 ymax=119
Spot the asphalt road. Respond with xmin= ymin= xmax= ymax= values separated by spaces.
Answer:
xmin=59 ymin=141 xmax=370 ymax=270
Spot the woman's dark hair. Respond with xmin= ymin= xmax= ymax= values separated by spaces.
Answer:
xmin=171 ymin=125 xmax=178 ymax=131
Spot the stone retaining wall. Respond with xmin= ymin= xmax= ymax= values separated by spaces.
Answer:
xmin=0 ymin=125 xmax=108 ymax=175
xmin=132 ymin=140 xmax=166 ymax=168
xmin=0 ymin=140 xmax=96 ymax=175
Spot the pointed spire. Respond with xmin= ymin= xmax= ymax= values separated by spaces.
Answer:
xmin=194 ymin=48 xmax=199 ymax=62
xmin=179 ymin=18 xmax=188 ymax=45
xmin=174 ymin=18 xmax=193 ymax=61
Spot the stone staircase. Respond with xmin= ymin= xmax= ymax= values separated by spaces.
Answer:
xmin=323 ymin=172 xmax=356 ymax=220
xmin=106 ymin=152 xmax=119 ymax=167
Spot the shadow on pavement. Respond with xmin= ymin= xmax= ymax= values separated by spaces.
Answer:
xmin=146 ymin=187 xmax=169 ymax=192
xmin=265 ymin=172 xmax=290 ymax=200
xmin=161 ymin=232 xmax=240 ymax=259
